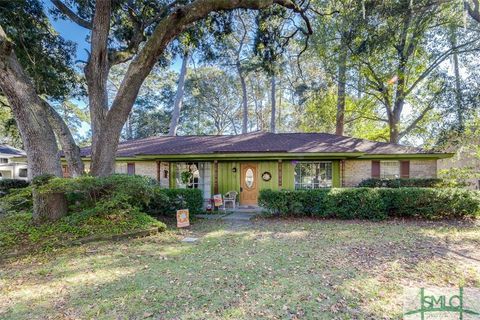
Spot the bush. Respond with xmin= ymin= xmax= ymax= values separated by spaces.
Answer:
xmin=0 ymin=179 xmax=29 ymax=192
xmin=146 ymin=188 xmax=203 ymax=215
xmin=0 ymin=174 xmax=204 ymax=217
xmin=380 ymin=188 xmax=480 ymax=219
xmin=259 ymin=188 xmax=480 ymax=220
xmin=0 ymin=186 xmax=33 ymax=213
xmin=358 ymin=178 xmax=451 ymax=188
xmin=38 ymin=174 xmax=157 ymax=215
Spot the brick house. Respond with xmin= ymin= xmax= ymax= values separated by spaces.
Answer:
xmin=76 ymin=132 xmax=452 ymax=206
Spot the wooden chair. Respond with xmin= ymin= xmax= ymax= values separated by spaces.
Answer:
xmin=223 ymin=191 xmax=238 ymax=210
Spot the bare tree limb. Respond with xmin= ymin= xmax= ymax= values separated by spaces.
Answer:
xmin=398 ymin=103 xmax=435 ymax=139
xmin=405 ymin=38 xmax=480 ymax=95
xmin=51 ymin=0 xmax=92 ymax=29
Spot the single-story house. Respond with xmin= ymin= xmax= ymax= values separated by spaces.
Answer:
xmin=75 ymin=132 xmax=453 ymax=206
xmin=0 ymin=144 xmax=28 ymax=180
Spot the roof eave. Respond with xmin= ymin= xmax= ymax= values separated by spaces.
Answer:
xmin=80 ymin=152 xmax=366 ymax=161
xmin=358 ymin=153 xmax=455 ymax=159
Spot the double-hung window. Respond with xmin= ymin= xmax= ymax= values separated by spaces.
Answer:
xmin=294 ymin=161 xmax=332 ymax=189
xmin=379 ymin=161 xmax=400 ymax=179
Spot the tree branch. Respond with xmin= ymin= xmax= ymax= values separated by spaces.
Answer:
xmin=398 ymin=103 xmax=434 ymax=139
xmin=51 ymin=0 xmax=92 ymax=29
xmin=405 ymin=38 xmax=480 ymax=95
xmin=42 ymin=99 xmax=84 ymax=177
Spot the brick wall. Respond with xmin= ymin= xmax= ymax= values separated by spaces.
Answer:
xmin=410 ymin=159 xmax=437 ymax=179
xmin=343 ymin=159 xmax=437 ymax=187
xmin=114 ymin=161 xmax=157 ymax=180
xmin=343 ymin=160 xmax=372 ymax=187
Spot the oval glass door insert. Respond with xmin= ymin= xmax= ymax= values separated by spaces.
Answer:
xmin=245 ymin=168 xmax=254 ymax=189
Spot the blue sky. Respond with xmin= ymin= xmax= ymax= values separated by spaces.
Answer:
xmin=45 ymin=1 xmax=90 ymax=62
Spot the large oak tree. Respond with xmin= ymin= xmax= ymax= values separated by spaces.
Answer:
xmin=0 ymin=0 xmax=310 ymax=221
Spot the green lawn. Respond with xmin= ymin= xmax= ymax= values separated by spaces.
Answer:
xmin=1 ymin=218 xmax=479 ymax=319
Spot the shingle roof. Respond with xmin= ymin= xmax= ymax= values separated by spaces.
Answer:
xmin=0 ymin=144 xmax=25 ymax=156
xmin=80 ymin=132 xmax=439 ymax=157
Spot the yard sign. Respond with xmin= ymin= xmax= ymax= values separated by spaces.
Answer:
xmin=176 ymin=209 xmax=190 ymax=228
xmin=213 ymin=194 xmax=223 ymax=207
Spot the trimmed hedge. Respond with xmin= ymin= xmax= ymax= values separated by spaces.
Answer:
xmin=146 ymin=188 xmax=203 ymax=215
xmin=357 ymin=178 xmax=465 ymax=188
xmin=259 ymin=188 xmax=480 ymax=220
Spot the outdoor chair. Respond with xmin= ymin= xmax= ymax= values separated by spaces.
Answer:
xmin=223 ymin=191 xmax=238 ymax=210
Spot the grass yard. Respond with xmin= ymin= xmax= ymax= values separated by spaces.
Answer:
xmin=1 ymin=218 xmax=479 ymax=319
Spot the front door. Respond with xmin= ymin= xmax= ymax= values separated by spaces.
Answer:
xmin=240 ymin=162 xmax=258 ymax=206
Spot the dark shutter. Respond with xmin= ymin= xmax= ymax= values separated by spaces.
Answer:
xmin=400 ymin=160 xmax=410 ymax=179
xmin=371 ymin=161 xmax=380 ymax=178
xmin=127 ymin=163 xmax=135 ymax=175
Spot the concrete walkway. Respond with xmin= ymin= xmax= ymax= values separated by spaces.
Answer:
xmin=221 ymin=211 xmax=258 ymax=221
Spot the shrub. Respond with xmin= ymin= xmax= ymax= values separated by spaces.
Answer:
xmin=0 ymin=186 xmax=33 ymax=213
xmin=146 ymin=188 xmax=203 ymax=215
xmin=38 ymin=174 xmax=157 ymax=215
xmin=0 ymin=174 xmax=203 ymax=217
xmin=0 ymin=179 xmax=29 ymax=193
xmin=358 ymin=178 xmax=452 ymax=188
xmin=381 ymin=188 xmax=480 ymax=219
xmin=259 ymin=188 xmax=480 ymax=220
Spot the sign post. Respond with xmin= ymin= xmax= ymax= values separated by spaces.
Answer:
xmin=176 ymin=209 xmax=190 ymax=228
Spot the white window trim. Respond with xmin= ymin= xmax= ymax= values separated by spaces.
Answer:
xmin=294 ymin=161 xmax=333 ymax=190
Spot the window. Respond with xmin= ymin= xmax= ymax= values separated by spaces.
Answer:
xmin=245 ymin=168 xmax=254 ymax=189
xmin=127 ymin=163 xmax=135 ymax=175
xmin=294 ymin=161 xmax=332 ymax=189
xmin=19 ymin=168 xmax=27 ymax=178
xmin=176 ymin=162 xmax=202 ymax=189
xmin=380 ymin=161 xmax=400 ymax=179
xmin=0 ymin=158 xmax=8 ymax=164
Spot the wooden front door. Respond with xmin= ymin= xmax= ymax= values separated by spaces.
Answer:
xmin=240 ymin=163 xmax=258 ymax=205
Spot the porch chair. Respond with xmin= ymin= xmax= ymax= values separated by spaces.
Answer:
xmin=223 ymin=191 xmax=238 ymax=210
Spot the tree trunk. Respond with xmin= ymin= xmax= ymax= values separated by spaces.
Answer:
xmin=44 ymin=101 xmax=84 ymax=177
xmin=33 ymin=190 xmax=68 ymax=222
xmin=86 ymin=0 xmax=112 ymax=176
xmin=277 ymin=79 xmax=282 ymax=131
xmin=389 ymin=100 xmax=403 ymax=144
xmin=168 ymin=51 xmax=189 ymax=136
xmin=239 ymin=68 xmax=248 ymax=134
xmin=335 ymin=34 xmax=348 ymax=136
xmin=270 ymin=74 xmax=276 ymax=133
xmin=0 ymin=25 xmax=67 ymax=221
xmin=450 ymin=27 xmax=464 ymax=131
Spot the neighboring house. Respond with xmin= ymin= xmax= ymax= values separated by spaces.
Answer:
xmin=0 ymin=144 xmax=28 ymax=181
xmin=77 ymin=132 xmax=452 ymax=206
